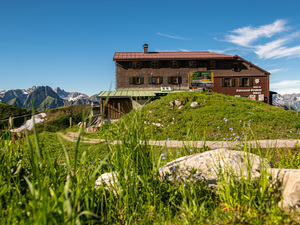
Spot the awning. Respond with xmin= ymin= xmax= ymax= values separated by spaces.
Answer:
xmin=98 ymin=89 xmax=178 ymax=98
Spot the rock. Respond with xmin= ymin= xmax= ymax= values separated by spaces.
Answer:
xmin=159 ymin=148 xmax=268 ymax=187
xmin=95 ymin=171 xmax=118 ymax=188
xmin=169 ymin=101 xmax=174 ymax=107
xmin=178 ymin=105 xmax=183 ymax=110
xmin=175 ymin=100 xmax=182 ymax=106
xmin=190 ymin=102 xmax=199 ymax=107
xmin=269 ymin=168 xmax=300 ymax=211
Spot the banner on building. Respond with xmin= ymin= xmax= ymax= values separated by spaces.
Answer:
xmin=190 ymin=71 xmax=214 ymax=88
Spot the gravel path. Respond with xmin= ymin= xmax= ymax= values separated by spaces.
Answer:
xmin=58 ymin=132 xmax=300 ymax=149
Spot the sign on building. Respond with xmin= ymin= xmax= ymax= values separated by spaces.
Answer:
xmin=190 ymin=71 xmax=214 ymax=88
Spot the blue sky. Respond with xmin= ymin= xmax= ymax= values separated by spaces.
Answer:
xmin=1 ymin=0 xmax=300 ymax=96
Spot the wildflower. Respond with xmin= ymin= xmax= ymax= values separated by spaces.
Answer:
xmin=238 ymin=147 xmax=242 ymax=150
xmin=223 ymin=138 xmax=226 ymax=141
xmin=168 ymin=175 xmax=172 ymax=179
xmin=212 ymin=146 xmax=216 ymax=150
xmin=162 ymin=157 xmax=165 ymax=160
xmin=229 ymin=137 xmax=232 ymax=140
xmin=229 ymin=127 xmax=233 ymax=131
xmin=240 ymin=120 xmax=243 ymax=123
xmin=159 ymin=167 xmax=162 ymax=170
xmin=190 ymin=149 xmax=193 ymax=152
xmin=227 ymin=145 xmax=231 ymax=147
xmin=233 ymin=133 xmax=235 ymax=136
xmin=217 ymin=126 xmax=220 ymax=129
xmin=249 ymin=119 xmax=252 ymax=122
xmin=236 ymin=136 xmax=240 ymax=139
xmin=167 ymin=138 xmax=170 ymax=141
xmin=161 ymin=153 xmax=164 ymax=156
xmin=193 ymin=174 xmax=197 ymax=178
xmin=176 ymin=175 xmax=181 ymax=179
xmin=178 ymin=151 xmax=180 ymax=154
xmin=174 ymin=166 xmax=178 ymax=170
xmin=209 ymin=153 xmax=212 ymax=157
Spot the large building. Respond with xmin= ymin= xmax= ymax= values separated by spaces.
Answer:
xmin=98 ymin=44 xmax=271 ymax=120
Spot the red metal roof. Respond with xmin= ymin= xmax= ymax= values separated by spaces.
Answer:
xmin=113 ymin=51 xmax=234 ymax=61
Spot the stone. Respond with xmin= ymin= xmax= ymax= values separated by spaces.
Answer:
xmin=190 ymin=102 xmax=199 ymax=107
xmin=178 ymin=105 xmax=183 ymax=110
xmin=95 ymin=171 xmax=118 ymax=188
xmin=169 ymin=101 xmax=174 ymax=107
xmin=159 ymin=148 xmax=268 ymax=187
xmin=268 ymin=168 xmax=300 ymax=212
xmin=175 ymin=100 xmax=182 ymax=106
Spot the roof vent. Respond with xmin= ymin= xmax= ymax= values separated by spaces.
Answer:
xmin=143 ymin=44 xmax=148 ymax=53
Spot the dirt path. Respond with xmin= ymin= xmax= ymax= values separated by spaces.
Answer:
xmin=58 ymin=132 xmax=300 ymax=149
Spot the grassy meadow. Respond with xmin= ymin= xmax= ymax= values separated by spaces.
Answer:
xmin=1 ymin=91 xmax=300 ymax=224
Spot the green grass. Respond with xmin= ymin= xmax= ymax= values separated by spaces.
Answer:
xmin=89 ymin=91 xmax=300 ymax=141
xmin=1 ymin=106 xmax=300 ymax=224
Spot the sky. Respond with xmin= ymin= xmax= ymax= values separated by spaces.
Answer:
xmin=1 ymin=0 xmax=300 ymax=96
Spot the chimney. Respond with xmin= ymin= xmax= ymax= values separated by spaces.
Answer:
xmin=143 ymin=44 xmax=148 ymax=53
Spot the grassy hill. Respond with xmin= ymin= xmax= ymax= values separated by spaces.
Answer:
xmin=98 ymin=91 xmax=300 ymax=141
xmin=0 ymin=102 xmax=31 ymax=129
xmin=35 ymin=104 xmax=91 ymax=132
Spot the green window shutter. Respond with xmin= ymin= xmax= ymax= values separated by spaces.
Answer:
xmin=139 ymin=61 xmax=143 ymax=68
xmin=129 ymin=77 xmax=133 ymax=84
xmin=231 ymin=78 xmax=235 ymax=87
xmin=128 ymin=61 xmax=132 ymax=68
xmin=221 ymin=78 xmax=225 ymax=87
xmin=159 ymin=77 xmax=163 ymax=84
xmin=239 ymin=78 xmax=242 ymax=87
xmin=178 ymin=76 xmax=182 ymax=84
xmin=148 ymin=61 xmax=151 ymax=68
xmin=148 ymin=77 xmax=152 ymax=84
xmin=158 ymin=61 xmax=161 ymax=68
xmin=249 ymin=77 xmax=253 ymax=86
xmin=167 ymin=77 xmax=171 ymax=84
xmin=140 ymin=77 xmax=144 ymax=84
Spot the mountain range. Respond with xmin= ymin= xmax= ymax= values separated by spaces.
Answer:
xmin=0 ymin=86 xmax=99 ymax=110
xmin=272 ymin=93 xmax=300 ymax=111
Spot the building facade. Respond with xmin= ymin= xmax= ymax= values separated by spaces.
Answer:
xmin=113 ymin=44 xmax=271 ymax=104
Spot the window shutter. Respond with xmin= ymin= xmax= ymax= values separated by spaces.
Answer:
xmin=231 ymin=78 xmax=235 ymax=87
xmin=249 ymin=77 xmax=253 ymax=86
xmin=129 ymin=77 xmax=133 ymax=84
xmin=140 ymin=77 xmax=144 ymax=84
xmin=221 ymin=78 xmax=225 ymax=87
xmin=159 ymin=77 xmax=163 ymax=84
xmin=128 ymin=61 xmax=132 ymax=68
xmin=158 ymin=61 xmax=161 ymax=68
xmin=239 ymin=78 xmax=242 ymax=87
xmin=167 ymin=77 xmax=171 ymax=84
xmin=139 ymin=61 xmax=143 ymax=68
xmin=148 ymin=77 xmax=152 ymax=84
xmin=178 ymin=76 xmax=182 ymax=84
xmin=166 ymin=61 xmax=170 ymax=68
xmin=148 ymin=61 xmax=151 ymax=68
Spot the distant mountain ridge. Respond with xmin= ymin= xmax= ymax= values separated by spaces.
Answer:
xmin=0 ymin=86 xmax=98 ymax=110
xmin=273 ymin=93 xmax=300 ymax=111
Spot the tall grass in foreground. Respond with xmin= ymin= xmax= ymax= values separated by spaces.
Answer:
xmin=0 ymin=110 xmax=300 ymax=224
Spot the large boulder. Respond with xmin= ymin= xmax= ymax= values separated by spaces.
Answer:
xmin=269 ymin=168 xmax=300 ymax=212
xmin=159 ymin=148 xmax=269 ymax=187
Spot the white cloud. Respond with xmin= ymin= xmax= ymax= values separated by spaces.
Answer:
xmin=273 ymin=88 xmax=300 ymax=95
xmin=255 ymin=38 xmax=300 ymax=59
xmin=268 ymin=68 xmax=285 ymax=74
xmin=225 ymin=19 xmax=287 ymax=47
xmin=157 ymin=32 xmax=191 ymax=40
xmin=270 ymin=80 xmax=300 ymax=89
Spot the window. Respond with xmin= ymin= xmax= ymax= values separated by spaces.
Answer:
xmin=129 ymin=76 xmax=144 ymax=84
xmin=132 ymin=61 xmax=140 ymax=69
xmin=167 ymin=76 xmax=182 ymax=85
xmin=221 ymin=78 xmax=235 ymax=87
xmin=189 ymin=61 xmax=197 ymax=67
xmin=210 ymin=60 xmax=216 ymax=68
xmin=232 ymin=62 xmax=241 ymax=72
xmin=148 ymin=76 xmax=163 ymax=84
xmin=239 ymin=78 xmax=253 ymax=87
xmin=170 ymin=61 xmax=178 ymax=68
xmin=151 ymin=61 xmax=159 ymax=68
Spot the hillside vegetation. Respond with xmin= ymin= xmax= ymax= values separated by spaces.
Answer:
xmin=35 ymin=104 xmax=91 ymax=132
xmin=0 ymin=102 xmax=31 ymax=129
xmin=98 ymin=91 xmax=300 ymax=141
